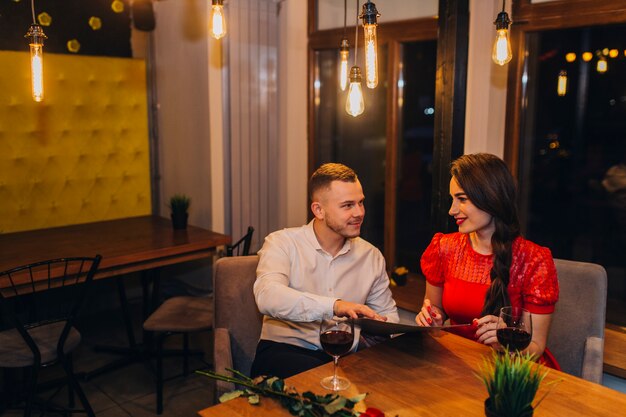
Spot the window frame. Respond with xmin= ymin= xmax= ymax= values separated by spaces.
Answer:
xmin=504 ymin=0 xmax=626 ymax=174
xmin=307 ymin=0 xmax=438 ymax=266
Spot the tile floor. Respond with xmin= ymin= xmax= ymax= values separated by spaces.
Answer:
xmin=2 ymin=301 xmax=217 ymax=416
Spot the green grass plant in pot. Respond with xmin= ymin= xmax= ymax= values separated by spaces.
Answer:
xmin=169 ymin=194 xmax=190 ymax=230
xmin=478 ymin=349 xmax=554 ymax=417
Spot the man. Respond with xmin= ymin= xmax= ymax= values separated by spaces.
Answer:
xmin=251 ymin=163 xmax=398 ymax=378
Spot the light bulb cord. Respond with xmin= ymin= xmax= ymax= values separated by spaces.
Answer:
xmin=31 ymin=0 xmax=36 ymax=24
xmin=354 ymin=0 xmax=359 ymax=65
xmin=343 ymin=0 xmax=347 ymax=39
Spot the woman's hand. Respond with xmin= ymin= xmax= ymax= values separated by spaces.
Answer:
xmin=415 ymin=299 xmax=444 ymax=327
xmin=474 ymin=315 xmax=503 ymax=348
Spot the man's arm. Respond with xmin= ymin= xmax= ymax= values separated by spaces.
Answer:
xmin=253 ymin=233 xmax=336 ymax=322
xmin=364 ymin=255 xmax=399 ymax=323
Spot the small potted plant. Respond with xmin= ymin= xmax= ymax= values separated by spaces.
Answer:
xmin=391 ymin=266 xmax=409 ymax=286
xmin=169 ymin=194 xmax=191 ymax=230
xmin=478 ymin=350 xmax=553 ymax=417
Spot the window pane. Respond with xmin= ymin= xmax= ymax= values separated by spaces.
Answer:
xmin=520 ymin=24 xmax=626 ymax=325
xmin=395 ymin=41 xmax=437 ymax=272
xmin=314 ymin=46 xmax=388 ymax=250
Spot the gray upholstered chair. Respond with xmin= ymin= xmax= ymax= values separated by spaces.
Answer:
xmin=547 ymin=258 xmax=607 ymax=383
xmin=212 ymin=255 xmax=262 ymax=396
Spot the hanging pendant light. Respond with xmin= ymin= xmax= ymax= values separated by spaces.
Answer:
xmin=24 ymin=0 xmax=47 ymax=102
xmin=492 ymin=0 xmax=512 ymax=66
xmin=210 ymin=0 xmax=226 ymax=39
xmin=360 ymin=0 xmax=380 ymax=89
xmin=346 ymin=66 xmax=365 ymax=117
xmin=557 ymin=70 xmax=567 ymax=96
xmin=345 ymin=0 xmax=364 ymax=116
xmin=339 ymin=38 xmax=350 ymax=91
xmin=338 ymin=0 xmax=350 ymax=92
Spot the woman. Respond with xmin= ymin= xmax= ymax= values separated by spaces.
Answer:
xmin=415 ymin=153 xmax=559 ymax=368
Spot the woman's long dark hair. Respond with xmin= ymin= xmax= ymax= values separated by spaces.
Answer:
xmin=450 ymin=153 xmax=520 ymax=316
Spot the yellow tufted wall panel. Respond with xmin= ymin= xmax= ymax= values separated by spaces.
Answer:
xmin=0 ymin=51 xmax=152 ymax=233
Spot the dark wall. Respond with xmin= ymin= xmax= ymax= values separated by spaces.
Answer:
xmin=0 ymin=0 xmax=132 ymax=57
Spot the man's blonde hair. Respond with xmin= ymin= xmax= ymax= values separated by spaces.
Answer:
xmin=309 ymin=163 xmax=358 ymax=200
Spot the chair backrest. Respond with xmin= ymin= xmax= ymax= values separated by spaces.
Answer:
xmin=0 ymin=256 xmax=101 ymax=361
xmin=547 ymin=258 xmax=607 ymax=383
xmin=213 ymin=255 xmax=261 ymax=376
xmin=226 ymin=226 xmax=254 ymax=257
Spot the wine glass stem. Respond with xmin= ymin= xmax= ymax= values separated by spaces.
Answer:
xmin=332 ymin=356 xmax=339 ymax=387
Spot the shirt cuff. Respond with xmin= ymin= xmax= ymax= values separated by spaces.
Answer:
xmin=325 ymin=298 xmax=340 ymax=319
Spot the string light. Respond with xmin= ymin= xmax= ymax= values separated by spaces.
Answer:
xmin=346 ymin=0 xmax=364 ymax=117
xmin=360 ymin=0 xmax=380 ymax=89
xmin=210 ymin=0 xmax=226 ymax=40
xmin=25 ymin=0 xmax=47 ymax=102
xmin=492 ymin=0 xmax=512 ymax=66
xmin=597 ymin=56 xmax=608 ymax=73
xmin=557 ymin=70 xmax=567 ymax=96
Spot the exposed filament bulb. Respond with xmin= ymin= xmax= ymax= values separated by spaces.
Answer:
xmin=345 ymin=66 xmax=365 ymax=117
xmin=360 ymin=1 xmax=380 ymax=89
xmin=211 ymin=0 xmax=226 ymax=39
xmin=363 ymin=24 xmax=378 ymax=88
xmin=339 ymin=38 xmax=350 ymax=91
xmin=25 ymin=24 xmax=47 ymax=102
xmin=492 ymin=9 xmax=512 ymax=66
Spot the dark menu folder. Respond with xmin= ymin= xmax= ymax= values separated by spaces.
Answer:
xmin=353 ymin=318 xmax=472 ymax=335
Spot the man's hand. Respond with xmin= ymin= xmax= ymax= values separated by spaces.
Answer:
xmin=333 ymin=300 xmax=387 ymax=321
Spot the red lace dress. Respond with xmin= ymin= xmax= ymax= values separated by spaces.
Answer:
xmin=420 ymin=232 xmax=561 ymax=369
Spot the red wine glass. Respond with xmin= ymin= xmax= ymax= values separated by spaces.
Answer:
xmin=320 ymin=318 xmax=354 ymax=391
xmin=496 ymin=306 xmax=533 ymax=353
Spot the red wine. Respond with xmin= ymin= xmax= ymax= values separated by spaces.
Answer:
xmin=497 ymin=327 xmax=531 ymax=351
xmin=320 ymin=330 xmax=354 ymax=357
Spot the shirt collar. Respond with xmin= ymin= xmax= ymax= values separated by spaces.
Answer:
xmin=305 ymin=220 xmax=352 ymax=257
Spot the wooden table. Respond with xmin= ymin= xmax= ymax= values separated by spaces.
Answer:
xmin=0 ymin=215 xmax=231 ymax=378
xmin=198 ymin=332 xmax=626 ymax=416
xmin=605 ymin=324 xmax=626 ymax=378
xmin=0 ymin=215 xmax=231 ymax=279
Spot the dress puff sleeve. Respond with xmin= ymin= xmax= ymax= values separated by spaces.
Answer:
xmin=520 ymin=244 xmax=559 ymax=314
xmin=420 ymin=233 xmax=445 ymax=287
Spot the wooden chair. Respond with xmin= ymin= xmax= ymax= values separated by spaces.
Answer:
xmin=548 ymin=258 xmax=607 ymax=383
xmin=212 ymin=255 xmax=262 ymax=397
xmin=0 ymin=256 xmax=101 ymax=417
xmin=143 ymin=227 xmax=254 ymax=414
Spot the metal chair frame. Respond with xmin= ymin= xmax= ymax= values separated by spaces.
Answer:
xmin=226 ymin=226 xmax=254 ymax=257
xmin=0 ymin=255 xmax=101 ymax=417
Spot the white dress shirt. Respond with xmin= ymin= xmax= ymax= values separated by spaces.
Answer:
xmin=254 ymin=220 xmax=399 ymax=351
